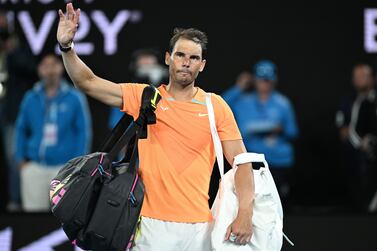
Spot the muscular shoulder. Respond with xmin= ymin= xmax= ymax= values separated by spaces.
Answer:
xmin=205 ymin=91 xmax=241 ymax=140
xmin=120 ymin=83 xmax=149 ymax=100
xmin=210 ymin=93 xmax=231 ymax=109
xmin=209 ymin=93 xmax=236 ymax=121
xmin=119 ymin=83 xmax=149 ymax=117
xmin=120 ymin=83 xmax=149 ymax=91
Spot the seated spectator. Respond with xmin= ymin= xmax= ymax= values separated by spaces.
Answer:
xmin=14 ymin=54 xmax=92 ymax=212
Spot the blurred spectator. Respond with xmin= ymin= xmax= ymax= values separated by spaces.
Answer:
xmin=108 ymin=48 xmax=168 ymax=129
xmin=223 ymin=60 xmax=298 ymax=209
xmin=335 ymin=63 xmax=377 ymax=213
xmin=221 ymin=70 xmax=255 ymax=106
xmin=0 ymin=10 xmax=37 ymax=212
xmin=0 ymin=121 xmax=6 ymax=212
xmin=128 ymin=48 xmax=168 ymax=86
xmin=0 ymin=10 xmax=12 ymax=211
xmin=14 ymin=54 xmax=92 ymax=212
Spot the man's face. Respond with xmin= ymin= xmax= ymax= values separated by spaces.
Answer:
xmin=352 ymin=65 xmax=374 ymax=91
xmin=38 ymin=55 xmax=63 ymax=86
xmin=165 ymin=38 xmax=206 ymax=87
xmin=255 ymin=79 xmax=274 ymax=94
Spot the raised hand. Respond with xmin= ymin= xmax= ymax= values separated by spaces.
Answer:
xmin=57 ymin=3 xmax=81 ymax=47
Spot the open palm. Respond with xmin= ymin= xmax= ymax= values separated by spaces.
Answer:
xmin=57 ymin=3 xmax=80 ymax=46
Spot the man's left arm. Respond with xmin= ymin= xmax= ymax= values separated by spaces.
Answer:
xmin=222 ymin=139 xmax=254 ymax=245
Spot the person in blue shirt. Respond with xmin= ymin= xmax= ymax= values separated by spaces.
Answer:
xmin=14 ymin=54 xmax=92 ymax=212
xmin=223 ymin=60 xmax=298 ymax=209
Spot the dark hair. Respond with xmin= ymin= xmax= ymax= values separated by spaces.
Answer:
xmin=38 ymin=53 xmax=61 ymax=65
xmin=169 ymin=28 xmax=208 ymax=58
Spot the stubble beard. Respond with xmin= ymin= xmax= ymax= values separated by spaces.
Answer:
xmin=172 ymin=72 xmax=196 ymax=88
xmin=176 ymin=77 xmax=194 ymax=87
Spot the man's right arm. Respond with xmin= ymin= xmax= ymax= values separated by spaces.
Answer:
xmin=61 ymin=50 xmax=123 ymax=107
xmin=58 ymin=3 xmax=123 ymax=108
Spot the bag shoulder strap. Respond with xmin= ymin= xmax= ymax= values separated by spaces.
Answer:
xmin=102 ymin=85 xmax=161 ymax=164
xmin=205 ymin=93 xmax=224 ymax=179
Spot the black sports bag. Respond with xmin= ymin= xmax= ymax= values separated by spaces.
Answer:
xmin=49 ymin=85 xmax=161 ymax=251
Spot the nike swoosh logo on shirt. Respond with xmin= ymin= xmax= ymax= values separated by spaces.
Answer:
xmin=198 ymin=113 xmax=208 ymax=117
xmin=160 ymin=106 xmax=169 ymax=111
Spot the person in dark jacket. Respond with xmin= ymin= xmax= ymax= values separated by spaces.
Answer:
xmin=336 ymin=63 xmax=377 ymax=213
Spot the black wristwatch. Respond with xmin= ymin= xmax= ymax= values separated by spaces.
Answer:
xmin=59 ymin=42 xmax=74 ymax=52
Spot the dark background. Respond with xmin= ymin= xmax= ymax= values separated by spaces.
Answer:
xmin=2 ymin=0 xmax=377 ymax=212
xmin=1 ymin=213 xmax=377 ymax=251
xmin=1 ymin=1 xmax=377 ymax=250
